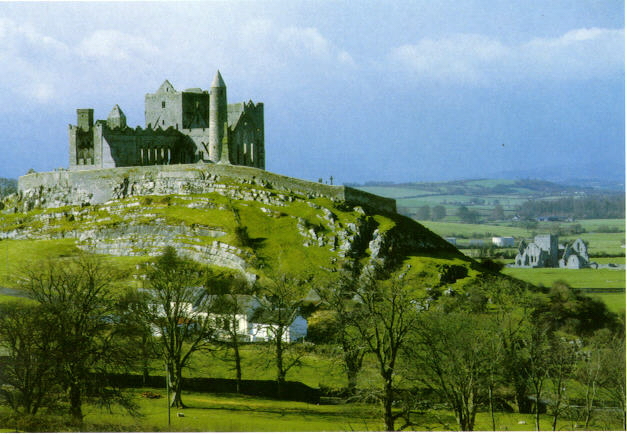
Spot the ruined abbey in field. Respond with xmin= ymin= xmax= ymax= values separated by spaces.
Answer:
xmin=70 ymin=71 xmax=265 ymax=170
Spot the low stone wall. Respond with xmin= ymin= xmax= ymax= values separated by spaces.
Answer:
xmin=104 ymin=373 xmax=321 ymax=403
xmin=17 ymin=163 xmax=396 ymax=214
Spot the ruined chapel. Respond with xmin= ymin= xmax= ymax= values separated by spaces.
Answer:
xmin=69 ymin=71 xmax=264 ymax=170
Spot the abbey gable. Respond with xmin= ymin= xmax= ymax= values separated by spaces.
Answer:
xmin=69 ymin=71 xmax=264 ymax=170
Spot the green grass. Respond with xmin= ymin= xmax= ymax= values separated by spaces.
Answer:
xmin=594 ymin=256 xmax=626 ymax=264
xmin=419 ymin=219 xmax=625 ymax=256
xmin=80 ymin=389 xmax=382 ymax=431
xmin=176 ymin=345 xmax=347 ymax=390
xmin=0 ymin=239 xmax=81 ymax=287
xmin=502 ymin=267 xmax=625 ymax=289
xmin=577 ymin=232 xmax=625 ymax=256
xmin=590 ymin=292 xmax=626 ymax=314
xmin=421 ymin=221 xmax=531 ymax=238
xmin=3 ymin=387 xmax=619 ymax=432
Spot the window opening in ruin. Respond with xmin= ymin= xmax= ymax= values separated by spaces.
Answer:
xmin=162 ymin=101 xmax=166 ymax=108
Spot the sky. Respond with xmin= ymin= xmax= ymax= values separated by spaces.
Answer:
xmin=0 ymin=1 xmax=623 ymax=184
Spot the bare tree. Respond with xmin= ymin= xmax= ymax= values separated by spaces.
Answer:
xmin=522 ymin=317 xmax=553 ymax=431
xmin=141 ymin=247 xmax=215 ymax=408
xmin=19 ymin=254 xmax=130 ymax=423
xmin=252 ymin=273 xmax=310 ymax=399
xmin=546 ymin=335 xmax=577 ymax=431
xmin=0 ymin=302 xmax=58 ymax=415
xmin=349 ymin=265 xmax=423 ymax=431
xmin=408 ymin=311 xmax=500 ymax=431
xmin=314 ymin=263 xmax=367 ymax=395
xmin=597 ymin=329 xmax=626 ymax=430
xmin=206 ymin=270 xmax=256 ymax=394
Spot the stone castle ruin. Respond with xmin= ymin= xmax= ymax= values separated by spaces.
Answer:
xmin=14 ymin=70 xmax=396 ymax=215
xmin=69 ymin=71 xmax=264 ymax=170
xmin=513 ymin=234 xmax=590 ymax=269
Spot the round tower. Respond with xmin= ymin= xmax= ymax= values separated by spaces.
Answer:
xmin=209 ymin=70 xmax=227 ymax=162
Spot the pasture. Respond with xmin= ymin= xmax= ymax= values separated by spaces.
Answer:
xmin=501 ymin=267 xmax=625 ymax=290
xmin=2 ymin=388 xmax=621 ymax=432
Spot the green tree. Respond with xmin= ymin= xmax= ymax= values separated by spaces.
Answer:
xmin=490 ymin=204 xmax=505 ymax=221
xmin=457 ymin=205 xmax=480 ymax=224
xmin=596 ymin=329 xmax=626 ymax=430
xmin=432 ymin=205 xmax=446 ymax=220
xmin=546 ymin=335 xmax=577 ymax=431
xmin=116 ymin=288 xmax=159 ymax=386
xmin=522 ymin=317 xmax=553 ymax=431
xmin=574 ymin=330 xmax=605 ymax=429
xmin=415 ymin=205 xmax=431 ymax=221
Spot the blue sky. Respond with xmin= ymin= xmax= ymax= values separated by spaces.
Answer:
xmin=0 ymin=1 xmax=623 ymax=184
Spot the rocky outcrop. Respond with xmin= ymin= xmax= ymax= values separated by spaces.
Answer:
xmin=1 ymin=166 xmax=465 ymax=283
xmin=13 ymin=164 xmax=396 ymax=213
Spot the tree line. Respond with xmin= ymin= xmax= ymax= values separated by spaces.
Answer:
xmin=516 ymin=195 xmax=625 ymax=219
xmin=0 ymin=249 xmax=624 ymax=431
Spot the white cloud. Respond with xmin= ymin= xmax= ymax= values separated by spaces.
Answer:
xmin=389 ymin=28 xmax=624 ymax=85
xmin=278 ymin=26 xmax=333 ymax=59
xmin=0 ymin=17 xmax=71 ymax=104
xmin=77 ymin=29 xmax=160 ymax=61
xmin=390 ymin=34 xmax=508 ymax=85
xmin=233 ymin=19 xmax=356 ymax=78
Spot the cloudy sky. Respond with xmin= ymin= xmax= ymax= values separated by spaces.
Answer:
xmin=0 ymin=1 xmax=623 ymax=184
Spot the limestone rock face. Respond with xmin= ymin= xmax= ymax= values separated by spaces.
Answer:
xmin=1 ymin=165 xmax=465 ymax=287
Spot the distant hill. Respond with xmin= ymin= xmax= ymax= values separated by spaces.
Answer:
xmin=355 ymin=178 xmax=625 ymax=222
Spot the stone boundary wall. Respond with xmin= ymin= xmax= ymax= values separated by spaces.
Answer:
xmin=17 ymin=163 xmax=396 ymax=213
xmin=104 ymin=373 xmax=321 ymax=403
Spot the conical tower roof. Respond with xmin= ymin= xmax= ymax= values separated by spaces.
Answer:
xmin=211 ymin=70 xmax=226 ymax=88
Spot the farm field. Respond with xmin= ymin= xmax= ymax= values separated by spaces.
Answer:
xmin=358 ymin=178 xmax=624 ymax=221
xmin=591 ymin=292 xmax=626 ymax=314
xmin=420 ymin=219 xmax=625 ymax=256
xmin=501 ymin=267 xmax=625 ymax=290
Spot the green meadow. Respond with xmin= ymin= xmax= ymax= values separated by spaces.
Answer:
xmin=3 ymin=388 xmax=620 ymax=432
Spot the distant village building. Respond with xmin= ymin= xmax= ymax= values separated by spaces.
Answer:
xmin=444 ymin=237 xmax=457 ymax=246
xmin=513 ymin=234 xmax=590 ymax=269
xmin=468 ymin=239 xmax=485 ymax=247
xmin=492 ymin=236 xmax=515 ymax=247
xmin=150 ymin=294 xmax=307 ymax=343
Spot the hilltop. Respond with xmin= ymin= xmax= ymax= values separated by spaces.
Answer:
xmin=0 ymin=164 xmax=480 ymax=290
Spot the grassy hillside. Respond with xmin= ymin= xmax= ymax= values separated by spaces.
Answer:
xmin=0 ymin=182 xmax=477 ymax=291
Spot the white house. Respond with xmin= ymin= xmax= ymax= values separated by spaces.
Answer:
xmin=492 ymin=236 xmax=515 ymax=247
xmin=249 ymin=316 xmax=308 ymax=343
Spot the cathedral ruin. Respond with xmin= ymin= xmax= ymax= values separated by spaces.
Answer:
xmin=69 ymin=71 xmax=264 ymax=170
xmin=513 ymin=234 xmax=590 ymax=269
